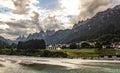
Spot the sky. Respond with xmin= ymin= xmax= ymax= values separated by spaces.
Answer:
xmin=0 ymin=0 xmax=120 ymax=40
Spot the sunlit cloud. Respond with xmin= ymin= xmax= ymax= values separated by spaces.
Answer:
xmin=0 ymin=0 xmax=120 ymax=40
xmin=0 ymin=23 xmax=9 ymax=30
xmin=60 ymin=0 xmax=80 ymax=15
xmin=0 ymin=0 xmax=15 ymax=10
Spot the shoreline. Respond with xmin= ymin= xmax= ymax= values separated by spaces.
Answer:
xmin=0 ymin=55 xmax=120 ymax=68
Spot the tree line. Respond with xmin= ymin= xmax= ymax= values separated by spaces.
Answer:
xmin=0 ymin=39 xmax=46 ymax=50
xmin=17 ymin=39 xmax=46 ymax=49
xmin=0 ymin=39 xmax=68 ymax=58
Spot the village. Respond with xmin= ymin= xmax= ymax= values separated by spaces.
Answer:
xmin=46 ymin=41 xmax=120 ymax=60
xmin=46 ymin=41 xmax=120 ymax=50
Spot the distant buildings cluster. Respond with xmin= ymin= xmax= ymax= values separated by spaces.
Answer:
xmin=46 ymin=44 xmax=70 ymax=50
xmin=46 ymin=44 xmax=62 ymax=50
xmin=102 ymin=42 xmax=120 ymax=49
xmin=46 ymin=41 xmax=120 ymax=50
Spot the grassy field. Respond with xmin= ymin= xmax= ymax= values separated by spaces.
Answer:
xmin=50 ymin=49 xmax=99 ymax=58
xmin=50 ymin=49 xmax=120 ymax=58
xmin=0 ymin=48 xmax=120 ymax=58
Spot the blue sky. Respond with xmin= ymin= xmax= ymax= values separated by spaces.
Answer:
xmin=0 ymin=0 xmax=120 ymax=40
xmin=39 ymin=0 xmax=60 ymax=9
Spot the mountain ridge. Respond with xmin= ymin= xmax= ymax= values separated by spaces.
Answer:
xmin=4 ymin=4 xmax=120 ymax=44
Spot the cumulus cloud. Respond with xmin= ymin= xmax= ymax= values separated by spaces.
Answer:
xmin=79 ymin=0 xmax=112 ymax=20
xmin=0 ymin=21 xmax=37 ymax=39
xmin=40 ymin=15 xmax=62 ymax=31
xmin=69 ymin=0 xmax=120 ymax=23
xmin=0 ymin=0 xmax=120 ymax=40
xmin=0 ymin=0 xmax=15 ymax=10
xmin=12 ymin=0 xmax=39 ymax=14
xmin=31 ymin=11 xmax=42 ymax=31
xmin=12 ymin=0 xmax=29 ymax=14
xmin=0 ymin=22 xmax=9 ymax=30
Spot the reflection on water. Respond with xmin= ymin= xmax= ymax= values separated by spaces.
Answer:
xmin=1 ymin=60 xmax=120 ymax=73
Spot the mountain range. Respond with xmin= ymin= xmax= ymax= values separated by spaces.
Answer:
xmin=1 ymin=4 xmax=120 ymax=45
xmin=0 ymin=36 xmax=13 ymax=45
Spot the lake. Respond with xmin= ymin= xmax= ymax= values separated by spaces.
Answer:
xmin=0 ymin=56 xmax=120 ymax=73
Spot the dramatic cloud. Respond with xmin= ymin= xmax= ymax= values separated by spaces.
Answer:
xmin=0 ymin=22 xmax=9 ymax=30
xmin=0 ymin=0 xmax=120 ymax=40
xmin=31 ymin=12 xmax=42 ymax=31
xmin=0 ymin=0 xmax=15 ymax=10
xmin=79 ymin=0 xmax=112 ymax=20
xmin=12 ymin=0 xmax=39 ymax=14
xmin=70 ymin=0 xmax=120 ymax=23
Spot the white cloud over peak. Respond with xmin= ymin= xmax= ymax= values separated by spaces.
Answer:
xmin=0 ymin=0 xmax=120 ymax=40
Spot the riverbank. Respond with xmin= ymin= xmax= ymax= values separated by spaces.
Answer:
xmin=0 ymin=55 xmax=120 ymax=69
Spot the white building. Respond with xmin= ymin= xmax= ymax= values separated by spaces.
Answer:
xmin=112 ymin=42 xmax=120 ymax=49
xmin=102 ymin=42 xmax=120 ymax=49
xmin=46 ymin=44 xmax=61 ymax=50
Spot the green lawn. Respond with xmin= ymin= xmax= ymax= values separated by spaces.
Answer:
xmin=51 ymin=49 xmax=97 ymax=53
xmin=50 ymin=49 xmax=99 ymax=58
xmin=50 ymin=48 xmax=120 ymax=58
xmin=1 ymin=48 xmax=120 ymax=58
xmin=51 ymin=48 xmax=96 ymax=52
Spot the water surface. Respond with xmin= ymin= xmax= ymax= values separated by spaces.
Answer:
xmin=1 ymin=60 xmax=120 ymax=73
xmin=0 ymin=58 xmax=120 ymax=73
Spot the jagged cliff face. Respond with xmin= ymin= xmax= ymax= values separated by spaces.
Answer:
xmin=69 ymin=5 xmax=120 ymax=42
xmin=27 ymin=30 xmax=56 ymax=40
xmin=15 ymin=5 xmax=120 ymax=44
